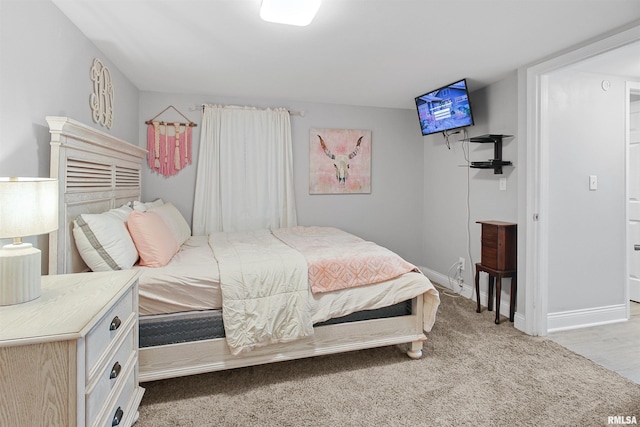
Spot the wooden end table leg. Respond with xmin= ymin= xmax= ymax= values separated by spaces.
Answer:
xmin=495 ymin=274 xmax=502 ymax=324
xmin=487 ymin=275 xmax=494 ymax=312
xmin=475 ymin=268 xmax=481 ymax=313
xmin=509 ymin=274 xmax=517 ymax=322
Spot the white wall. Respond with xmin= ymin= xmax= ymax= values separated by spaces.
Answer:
xmin=546 ymin=64 xmax=629 ymax=315
xmin=139 ymin=92 xmax=426 ymax=265
xmin=422 ymin=73 xmax=518 ymax=300
xmin=0 ymin=0 xmax=140 ymax=267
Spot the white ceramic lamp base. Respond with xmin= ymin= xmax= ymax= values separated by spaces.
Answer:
xmin=0 ymin=243 xmax=41 ymax=305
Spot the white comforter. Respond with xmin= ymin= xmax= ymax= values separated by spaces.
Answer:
xmin=210 ymin=230 xmax=314 ymax=355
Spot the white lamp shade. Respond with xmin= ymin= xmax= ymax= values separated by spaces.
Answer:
xmin=0 ymin=177 xmax=58 ymax=239
xmin=260 ymin=0 xmax=321 ymax=26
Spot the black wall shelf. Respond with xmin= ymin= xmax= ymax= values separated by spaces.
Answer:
xmin=469 ymin=134 xmax=512 ymax=174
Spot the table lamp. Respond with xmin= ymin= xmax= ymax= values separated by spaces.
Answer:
xmin=0 ymin=177 xmax=58 ymax=305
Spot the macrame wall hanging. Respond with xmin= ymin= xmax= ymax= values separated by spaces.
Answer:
xmin=145 ymin=105 xmax=197 ymax=177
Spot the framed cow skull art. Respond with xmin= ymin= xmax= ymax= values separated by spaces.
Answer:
xmin=309 ymin=128 xmax=371 ymax=194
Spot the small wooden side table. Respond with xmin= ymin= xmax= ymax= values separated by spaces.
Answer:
xmin=475 ymin=263 xmax=517 ymax=324
xmin=475 ymin=220 xmax=517 ymax=325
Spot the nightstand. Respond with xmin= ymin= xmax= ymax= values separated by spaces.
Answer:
xmin=0 ymin=270 xmax=145 ymax=427
xmin=475 ymin=220 xmax=517 ymax=324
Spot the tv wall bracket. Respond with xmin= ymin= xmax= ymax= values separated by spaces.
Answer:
xmin=469 ymin=134 xmax=513 ymax=174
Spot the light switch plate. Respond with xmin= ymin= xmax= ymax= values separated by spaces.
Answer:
xmin=499 ymin=178 xmax=507 ymax=191
xmin=589 ymin=175 xmax=597 ymax=191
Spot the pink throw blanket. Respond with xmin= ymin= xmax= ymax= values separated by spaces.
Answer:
xmin=273 ymin=226 xmax=419 ymax=294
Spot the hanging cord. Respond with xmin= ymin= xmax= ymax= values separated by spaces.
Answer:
xmin=435 ymin=261 xmax=464 ymax=298
xmin=437 ymin=128 xmax=475 ymax=300
xmin=443 ymin=128 xmax=464 ymax=149
xmin=460 ymin=128 xmax=476 ymax=301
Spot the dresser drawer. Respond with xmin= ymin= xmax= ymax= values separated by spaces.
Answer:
xmin=481 ymin=244 xmax=498 ymax=269
xmin=86 ymin=287 xmax=135 ymax=377
xmin=481 ymin=225 xmax=498 ymax=248
xmin=86 ymin=325 xmax=136 ymax=426
xmin=94 ymin=364 xmax=139 ymax=427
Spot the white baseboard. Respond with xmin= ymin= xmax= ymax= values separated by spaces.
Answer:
xmin=420 ymin=266 xmax=513 ymax=319
xmin=420 ymin=268 xmax=628 ymax=334
xmin=513 ymin=312 xmax=526 ymax=332
xmin=547 ymin=304 xmax=628 ymax=333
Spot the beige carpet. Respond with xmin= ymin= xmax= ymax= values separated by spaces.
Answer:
xmin=137 ymin=286 xmax=640 ymax=426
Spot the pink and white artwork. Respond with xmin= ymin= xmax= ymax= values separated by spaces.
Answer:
xmin=309 ymin=128 xmax=371 ymax=194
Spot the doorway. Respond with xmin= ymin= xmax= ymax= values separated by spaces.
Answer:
xmin=521 ymin=27 xmax=640 ymax=337
xmin=628 ymin=83 xmax=640 ymax=303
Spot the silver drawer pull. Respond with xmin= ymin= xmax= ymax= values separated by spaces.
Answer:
xmin=635 ymin=244 xmax=640 ymax=251
xmin=109 ymin=316 xmax=121 ymax=331
xmin=110 ymin=361 xmax=122 ymax=380
xmin=112 ymin=407 xmax=124 ymax=426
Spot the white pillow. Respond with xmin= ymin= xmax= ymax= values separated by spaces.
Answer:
xmin=108 ymin=205 xmax=133 ymax=221
xmin=72 ymin=206 xmax=139 ymax=271
xmin=133 ymin=198 xmax=164 ymax=212
xmin=149 ymin=202 xmax=191 ymax=246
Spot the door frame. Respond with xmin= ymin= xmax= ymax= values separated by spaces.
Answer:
xmin=627 ymin=81 xmax=640 ymax=306
xmin=520 ymin=25 xmax=640 ymax=336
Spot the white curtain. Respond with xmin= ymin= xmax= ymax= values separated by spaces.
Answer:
xmin=192 ymin=105 xmax=297 ymax=234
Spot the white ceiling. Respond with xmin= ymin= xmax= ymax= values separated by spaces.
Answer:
xmin=53 ymin=0 xmax=640 ymax=110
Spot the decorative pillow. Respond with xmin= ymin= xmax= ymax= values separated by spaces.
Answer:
xmin=108 ymin=204 xmax=133 ymax=221
xmin=133 ymin=198 xmax=164 ymax=212
xmin=127 ymin=210 xmax=180 ymax=267
xmin=72 ymin=206 xmax=138 ymax=272
xmin=149 ymin=202 xmax=191 ymax=246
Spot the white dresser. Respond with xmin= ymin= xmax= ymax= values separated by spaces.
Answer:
xmin=0 ymin=270 xmax=145 ymax=427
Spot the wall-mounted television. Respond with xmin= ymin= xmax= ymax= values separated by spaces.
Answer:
xmin=414 ymin=78 xmax=474 ymax=136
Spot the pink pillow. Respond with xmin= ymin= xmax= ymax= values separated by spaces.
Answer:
xmin=127 ymin=210 xmax=180 ymax=267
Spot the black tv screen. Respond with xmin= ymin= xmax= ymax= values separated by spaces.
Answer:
xmin=414 ymin=78 xmax=474 ymax=136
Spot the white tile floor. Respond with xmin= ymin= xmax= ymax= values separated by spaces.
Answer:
xmin=548 ymin=302 xmax=640 ymax=384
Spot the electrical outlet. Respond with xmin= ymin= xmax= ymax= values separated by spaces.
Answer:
xmin=458 ymin=257 xmax=465 ymax=271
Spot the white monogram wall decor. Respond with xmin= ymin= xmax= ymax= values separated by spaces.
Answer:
xmin=89 ymin=58 xmax=114 ymax=128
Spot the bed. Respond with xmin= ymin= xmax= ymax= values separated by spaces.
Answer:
xmin=47 ymin=116 xmax=440 ymax=382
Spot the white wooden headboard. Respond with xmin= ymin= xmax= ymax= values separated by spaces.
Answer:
xmin=47 ymin=116 xmax=146 ymax=274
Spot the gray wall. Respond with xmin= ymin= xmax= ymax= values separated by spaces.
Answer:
xmin=0 ymin=0 xmax=140 ymax=177
xmin=139 ymin=92 xmax=426 ymax=265
xmin=422 ymin=73 xmax=519 ymax=296
xmin=0 ymin=0 xmax=140 ymax=265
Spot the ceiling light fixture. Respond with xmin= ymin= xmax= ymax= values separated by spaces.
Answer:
xmin=260 ymin=0 xmax=321 ymax=26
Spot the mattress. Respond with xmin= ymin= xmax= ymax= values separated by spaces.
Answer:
xmin=139 ymin=300 xmax=412 ymax=348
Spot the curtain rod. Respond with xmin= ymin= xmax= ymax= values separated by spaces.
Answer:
xmin=188 ymin=104 xmax=305 ymax=117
